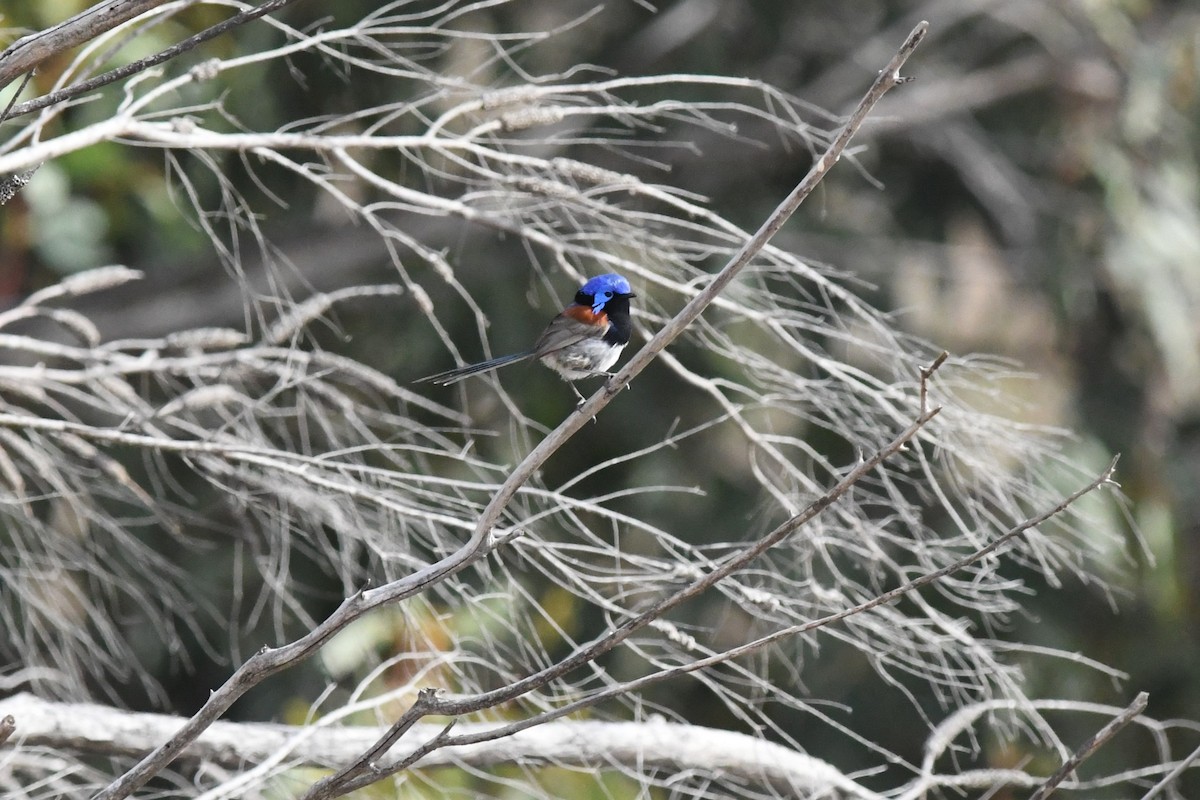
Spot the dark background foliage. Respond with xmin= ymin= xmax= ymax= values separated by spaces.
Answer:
xmin=1 ymin=0 xmax=1198 ymax=796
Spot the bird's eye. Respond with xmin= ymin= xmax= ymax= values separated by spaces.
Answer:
xmin=603 ymin=291 xmax=613 ymax=299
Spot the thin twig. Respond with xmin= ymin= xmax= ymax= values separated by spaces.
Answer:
xmin=0 ymin=0 xmax=172 ymax=93
xmin=303 ymin=688 xmax=445 ymax=799
xmin=0 ymin=69 xmax=34 ymax=127
xmin=1139 ymin=740 xmax=1200 ymax=800
xmin=2 ymin=0 xmax=308 ymax=120
xmin=307 ymin=714 xmax=459 ymax=800
xmin=1029 ymin=691 xmax=1149 ymax=800
xmin=919 ymin=350 xmax=948 ymax=413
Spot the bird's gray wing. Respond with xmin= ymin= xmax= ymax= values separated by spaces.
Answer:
xmin=531 ymin=311 xmax=607 ymax=358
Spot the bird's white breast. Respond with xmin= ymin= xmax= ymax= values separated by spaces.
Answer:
xmin=540 ymin=340 xmax=624 ymax=380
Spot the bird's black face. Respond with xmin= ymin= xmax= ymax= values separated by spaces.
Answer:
xmin=596 ymin=290 xmax=634 ymax=346
xmin=577 ymin=288 xmax=636 ymax=314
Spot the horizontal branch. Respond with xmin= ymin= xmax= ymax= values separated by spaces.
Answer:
xmin=0 ymin=88 xmax=808 ymax=175
xmin=0 ymin=693 xmax=872 ymax=798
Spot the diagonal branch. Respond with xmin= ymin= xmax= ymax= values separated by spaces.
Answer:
xmin=336 ymin=455 xmax=1120 ymax=798
xmin=471 ymin=17 xmax=930 ymax=596
xmin=1 ymin=0 xmax=308 ymax=120
xmin=297 ymin=21 xmax=931 ymax=800
xmin=93 ymin=19 xmax=929 ymax=800
xmin=1029 ymin=691 xmax=1149 ymax=800
xmin=0 ymin=0 xmax=171 ymax=93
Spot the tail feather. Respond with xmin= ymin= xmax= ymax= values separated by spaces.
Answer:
xmin=416 ymin=352 xmax=533 ymax=385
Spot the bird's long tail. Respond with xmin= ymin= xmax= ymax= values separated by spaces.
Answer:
xmin=415 ymin=352 xmax=533 ymax=385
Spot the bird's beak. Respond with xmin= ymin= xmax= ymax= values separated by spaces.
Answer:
xmin=625 ymin=292 xmax=637 ymax=298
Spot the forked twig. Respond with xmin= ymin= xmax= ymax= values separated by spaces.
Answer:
xmin=920 ymin=351 xmax=948 ymax=413
xmin=303 ymin=689 xmax=449 ymax=797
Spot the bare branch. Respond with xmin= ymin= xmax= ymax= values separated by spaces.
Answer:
xmin=1029 ymin=691 xmax=1150 ymax=800
xmin=1 ymin=0 xmax=308 ymax=120
xmin=359 ymin=455 xmax=1120 ymax=781
xmin=0 ymin=692 xmax=880 ymax=799
xmin=920 ymin=350 xmax=949 ymax=413
xmin=0 ymin=0 xmax=171 ymax=93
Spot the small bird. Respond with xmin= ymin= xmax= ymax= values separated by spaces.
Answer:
xmin=417 ymin=273 xmax=636 ymax=403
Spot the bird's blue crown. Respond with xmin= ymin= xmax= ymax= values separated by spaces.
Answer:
xmin=579 ymin=273 xmax=633 ymax=313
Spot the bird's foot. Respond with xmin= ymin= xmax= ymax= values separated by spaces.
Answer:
xmin=603 ymin=373 xmax=630 ymax=393
xmin=569 ymin=383 xmax=587 ymax=405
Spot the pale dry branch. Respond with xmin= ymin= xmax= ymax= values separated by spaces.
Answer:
xmin=0 ymin=692 xmax=880 ymax=799
xmin=0 ymin=0 xmax=171 ymax=93
xmin=0 ymin=0 xmax=305 ymax=119
xmin=341 ymin=454 xmax=1119 ymax=789
xmin=1029 ymin=692 xmax=1149 ymax=800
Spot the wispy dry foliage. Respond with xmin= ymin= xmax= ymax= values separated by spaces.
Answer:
xmin=0 ymin=3 xmax=1193 ymax=800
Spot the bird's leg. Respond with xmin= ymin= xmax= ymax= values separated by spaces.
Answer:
xmin=594 ymin=370 xmax=631 ymax=392
xmin=567 ymin=383 xmax=600 ymax=422
xmin=582 ymin=369 xmax=628 ymax=390
xmin=566 ymin=388 xmax=595 ymax=424
xmin=568 ymin=381 xmax=586 ymax=406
